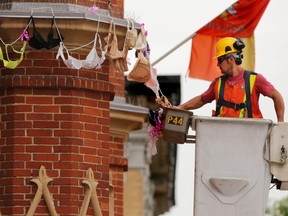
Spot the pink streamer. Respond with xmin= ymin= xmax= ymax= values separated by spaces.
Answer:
xmin=21 ymin=30 xmax=30 ymax=42
xmin=147 ymin=108 xmax=163 ymax=155
xmin=88 ymin=5 xmax=99 ymax=14
xmin=145 ymin=68 xmax=160 ymax=98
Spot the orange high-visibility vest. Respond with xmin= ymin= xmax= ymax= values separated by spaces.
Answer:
xmin=214 ymin=70 xmax=263 ymax=118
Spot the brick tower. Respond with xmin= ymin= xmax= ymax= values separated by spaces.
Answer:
xmin=0 ymin=1 xmax=147 ymax=215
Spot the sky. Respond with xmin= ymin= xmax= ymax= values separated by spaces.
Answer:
xmin=124 ymin=1 xmax=288 ymax=215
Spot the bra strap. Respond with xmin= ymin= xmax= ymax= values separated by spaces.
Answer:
xmin=104 ymin=20 xmax=114 ymax=51
xmin=98 ymin=34 xmax=103 ymax=52
xmin=93 ymin=14 xmax=101 ymax=48
xmin=0 ymin=47 xmax=4 ymax=61
xmin=30 ymin=16 xmax=37 ymax=32
xmin=53 ymin=17 xmax=64 ymax=42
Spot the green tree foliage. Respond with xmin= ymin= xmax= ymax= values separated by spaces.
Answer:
xmin=266 ymin=197 xmax=288 ymax=216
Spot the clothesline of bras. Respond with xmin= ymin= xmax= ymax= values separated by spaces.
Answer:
xmin=0 ymin=13 xmax=168 ymax=103
xmin=0 ymin=13 xmax=148 ymax=71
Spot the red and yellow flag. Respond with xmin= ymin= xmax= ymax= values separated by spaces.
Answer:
xmin=188 ymin=0 xmax=269 ymax=81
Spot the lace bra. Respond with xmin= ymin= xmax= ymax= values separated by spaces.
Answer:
xmin=0 ymin=41 xmax=27 ymax=69
xmin=28 ymin=16 xmax=63 ymax=50
xmin=56 ymin=33 xmax=106 ymax=70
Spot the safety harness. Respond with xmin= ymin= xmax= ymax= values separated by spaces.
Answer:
xmin=215 ymin=70 xmax=257 ymax=118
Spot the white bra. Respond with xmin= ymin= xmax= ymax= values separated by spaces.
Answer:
xmin=56 ymin=32 xmax=106 ymax=70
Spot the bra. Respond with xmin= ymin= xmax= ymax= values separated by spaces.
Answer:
xmin=83 ymin=33 xmax=106 ymax=69
xmin=104 ymin=20 xmax=129 ymax=72
xmin=56 ymin=33 xmax=106 ymax=70
xmin=0 ymin=41 xmax=27 ymax=69
xmin=104 ymin=20 xmax=125 ymax=60
xmin=28 ymin=16 xmax=63 ymax=50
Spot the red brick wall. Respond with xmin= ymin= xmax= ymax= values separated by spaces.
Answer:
xmin=10 ymin=0 xmax=125 ymax=19
xmin=0 ymin=35 xmax=125 ymax=216
xmin=0 ymin=0 xmax=127 ymax=214
xmin=110 ymin=136 xmax=126 ymax=216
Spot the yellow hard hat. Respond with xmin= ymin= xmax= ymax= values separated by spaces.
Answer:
xmin=214 ymin=37 xmax=244 ymax=59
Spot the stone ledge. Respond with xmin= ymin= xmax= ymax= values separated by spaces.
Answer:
xmin=110 ymin=100 xmax=148 ymax=141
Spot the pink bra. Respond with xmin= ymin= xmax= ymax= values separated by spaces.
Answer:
xmin=56 ymin=32 xmax=106 ymax=70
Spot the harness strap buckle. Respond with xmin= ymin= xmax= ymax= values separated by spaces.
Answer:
xmin=234 ymin=103 xmax=246 ymax=110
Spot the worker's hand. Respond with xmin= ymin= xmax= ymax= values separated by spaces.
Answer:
xmin=171 ymin=105 xmax=180 ymax=109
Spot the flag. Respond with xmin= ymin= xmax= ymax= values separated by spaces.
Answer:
xmin=241 ymin=35 xmax=255 ymax=72
xmin=188 ymin=0 xmax=270 ymax=81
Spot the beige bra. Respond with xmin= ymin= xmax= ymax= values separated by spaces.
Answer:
xmin=104 ymin=20 xmax=129 ymax=72
xmin=104 ymin=20 xmax=125 ymax=60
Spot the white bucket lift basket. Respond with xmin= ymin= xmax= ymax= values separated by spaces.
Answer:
xmin=269 ymin=122 xmax=288 ymax=190
xmin=192 ymin=116 xmax=272 ymax=216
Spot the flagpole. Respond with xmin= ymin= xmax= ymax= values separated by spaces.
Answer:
xmin=151 ymin=33 xmax=197 ymax=66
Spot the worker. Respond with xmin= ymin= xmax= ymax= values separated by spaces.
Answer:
xmin=178 ymin=37 xmax=285 ymax=122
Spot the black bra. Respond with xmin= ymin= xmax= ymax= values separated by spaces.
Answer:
xmin=27 ymin=16 xmax=63 ymax=50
